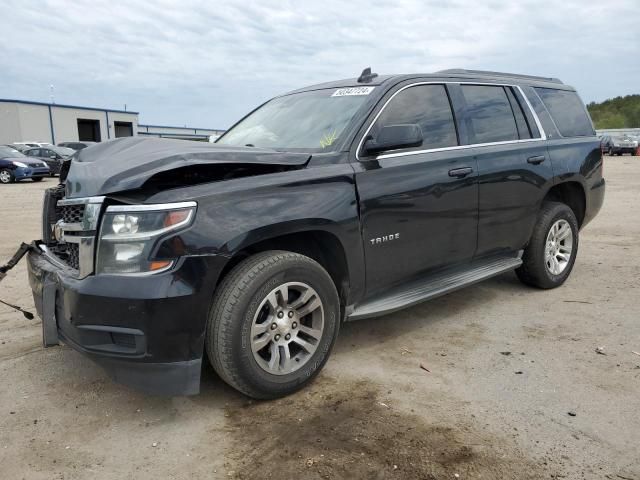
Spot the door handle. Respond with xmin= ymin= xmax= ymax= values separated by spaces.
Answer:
xmin=448 ymin=167 xmax=473 ymax=178
xmin=527 ymin=155 xmax=546 ymax=165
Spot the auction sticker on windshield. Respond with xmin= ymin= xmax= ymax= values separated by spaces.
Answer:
xmin=332 ymin=87 xmax=375 ymax=97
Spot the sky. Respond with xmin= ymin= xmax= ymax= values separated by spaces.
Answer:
xmin=1 ymin=0 xmax=638 ymax=129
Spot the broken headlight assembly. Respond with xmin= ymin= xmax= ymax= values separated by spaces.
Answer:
xmin=96 ymin=202 xmax=196 ymax=275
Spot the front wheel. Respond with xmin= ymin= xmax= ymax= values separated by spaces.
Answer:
xmin=206 ymin=251 xmax=340 ymax=399
xmin=516 ymin=202 xmax=579 ymax=289
xmin=0 ymin=169 xmax=15 ymax=184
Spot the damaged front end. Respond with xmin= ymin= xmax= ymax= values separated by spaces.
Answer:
xmin=2 ymin=136 xmax=312 ymax=395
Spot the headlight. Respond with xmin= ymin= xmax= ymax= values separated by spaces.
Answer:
xmin=96 ymin=202 xmax=196 ymax=275
xmin=12 ymin=161 xmax=28 ymax=168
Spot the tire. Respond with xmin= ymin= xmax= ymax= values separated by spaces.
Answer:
xmin=206 ymin=250 xmax=340 ymax=399
xmin=32 ymin=177 xmax=43 ymax=182
xmin=0 ymin=169 xmax=14 ymax=184
xmin=516 ymin=201 xmax=579 ymax=289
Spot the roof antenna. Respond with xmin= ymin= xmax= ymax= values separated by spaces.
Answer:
xmin=357 ymin=67 xmax=378 ymax=83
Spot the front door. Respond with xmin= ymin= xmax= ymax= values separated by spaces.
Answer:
xmin=354 ymin=83 xmax=479 ymax=297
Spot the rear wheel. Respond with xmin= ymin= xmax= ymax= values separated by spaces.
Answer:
xmin=0 ymin=169 xmax=14 ymax=184
xmin=516 ymin=202 xmax=579 ymax=289
xmin=206 ymin=251 xmax=340 ymax=399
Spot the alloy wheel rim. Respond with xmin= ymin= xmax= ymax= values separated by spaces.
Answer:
xmin=250 ymin=281 xmax=324 ymax=376
xmin=0 ymin=171 xmax=10 ymax=183
xmin=544 ymin=219 xmax=573 ymax=275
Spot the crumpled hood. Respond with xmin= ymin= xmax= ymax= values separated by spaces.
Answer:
xmin=64 ymin=137 xmax=311 ymax=198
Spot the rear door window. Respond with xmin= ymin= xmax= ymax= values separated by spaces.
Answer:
xmin=461 ymin=85 xmax=519 ymax=144
xmin=534 ymin=88 xmax=594 ymax=137
xmin=370 ymin=84 xmax=459 ymax=152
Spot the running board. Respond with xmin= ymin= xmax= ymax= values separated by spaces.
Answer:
xmin=348 ymin=255 xmax=522 ymax=321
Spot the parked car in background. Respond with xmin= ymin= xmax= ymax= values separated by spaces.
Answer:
xmin=601 ymin=135 xmax=638 ymax=155
xmin=23 ymin=146 xmax=75 ymax=176
xmin=57 ymin=141 xmax=97 ymax=151
xmin=8 ymin=143 xmax=33 ymax=152
xmin=0 ymin=145 xmax=50 ymax=183
xmin=13 ymin=141 xmax=55 ymax=149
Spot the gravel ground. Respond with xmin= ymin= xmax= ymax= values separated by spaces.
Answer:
xmin=0 ymin=156 xmax=639 ymax=479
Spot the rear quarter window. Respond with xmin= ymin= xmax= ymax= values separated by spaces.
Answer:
xmin=534 ymin=88 xmax=594 ymax=137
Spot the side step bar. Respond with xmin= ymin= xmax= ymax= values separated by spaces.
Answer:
xmin=348 ymin=255 xmax=523 ymax=321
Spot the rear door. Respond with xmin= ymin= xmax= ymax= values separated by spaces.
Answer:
xmin=354 ymin=83 xmax=479 ymax=297
xmin=459 ymin=84 xmax=553 ymax=257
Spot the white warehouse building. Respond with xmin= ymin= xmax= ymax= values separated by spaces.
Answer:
xmin=0 ymin=98 xmax=224 ymax=145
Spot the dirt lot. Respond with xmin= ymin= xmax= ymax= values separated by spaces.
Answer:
xmin=1 ymin=156 xmax=639 ymax=479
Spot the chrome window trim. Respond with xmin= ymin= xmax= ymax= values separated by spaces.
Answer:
xmin=355 ymin=81 xmax=548 ymax=162
xmin=105 ymin=201 xmax=197 ymax=213
xmin=376 ymin=138 xmax=546 ymax=160
xmin=515 ymin=85 xmax=547 ymax=140
xmin=530 ymin=87 xmax=561 ymax=138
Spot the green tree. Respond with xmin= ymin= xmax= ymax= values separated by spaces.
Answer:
xmin=587 ymin=94 xmax=640 ymax=129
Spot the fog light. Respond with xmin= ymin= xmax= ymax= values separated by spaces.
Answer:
xmin=114 ymin=243 xmax=145 ymax=262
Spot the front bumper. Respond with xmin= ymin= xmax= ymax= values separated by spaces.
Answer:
xmin=611 ymin=146 xmax=636 ymax=154
xmin=15 ymin=167 xmax=50 ymax=180
xmin=27 ymin=244 xmax=227 ymax=395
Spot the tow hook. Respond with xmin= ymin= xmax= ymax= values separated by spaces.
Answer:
xmin=0 ymin=242 xmax=36 ymax=319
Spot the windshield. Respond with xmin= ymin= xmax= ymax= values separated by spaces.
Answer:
xmin=0 ymin=146 xmax=25 ymax=158
xmin=217 ymin=88 xmax=372 ymax=151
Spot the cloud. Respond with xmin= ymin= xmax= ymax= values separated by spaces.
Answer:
xmin=0 ymin=0 xmax=638 ymax=128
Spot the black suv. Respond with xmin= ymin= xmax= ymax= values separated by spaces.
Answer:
xmin=25 ymin=69 xmax=604 ymax=399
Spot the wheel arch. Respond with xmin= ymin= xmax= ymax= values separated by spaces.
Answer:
xmin=543 ymin=181 xmax=587 ymax=228
xmin=217 ymin=225 xmax=354 ymax=316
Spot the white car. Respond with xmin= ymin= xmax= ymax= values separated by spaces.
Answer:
xmin=12 ymin=142 xmax=55 ymax=148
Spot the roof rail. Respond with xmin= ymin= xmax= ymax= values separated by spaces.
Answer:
xmin=435 ymin=69 xmax=563 ymax=85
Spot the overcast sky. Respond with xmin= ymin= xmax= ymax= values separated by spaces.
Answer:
xmin=1 ymin=0 xmax=638 ymax=129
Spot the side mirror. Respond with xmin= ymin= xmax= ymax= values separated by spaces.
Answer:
xmin=362 ymin=124 xmax=423 ymax=157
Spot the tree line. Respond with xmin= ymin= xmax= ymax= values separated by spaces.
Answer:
xmin=587 ymin=94 xmax=640 ymax=129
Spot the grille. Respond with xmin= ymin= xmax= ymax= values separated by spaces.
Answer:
xmin=61 ymin=204 xmax=85 ymax=223
xmin=41 ymin=191 xmax=102 ymax=276
xmin=42 ymin=186 xmax=65 ymax=245
xmin=67 ymin=244 xmax=80 ymax=270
